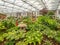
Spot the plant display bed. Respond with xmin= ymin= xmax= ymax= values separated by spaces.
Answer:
xmin=0 ymin=15 xmax=60 ymax=45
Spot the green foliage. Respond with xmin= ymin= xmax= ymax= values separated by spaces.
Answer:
xmin=37 ymin=16 xmax=58 ymax=30
xmin=0 ymin=32 xmax=5 ymax=42
xmin=42 ymin=40 xmax=52 ymax=45
xmin=6 ymin=26 xmax=20 ymax=32
xmin=24 ymin=30 xmax=43 ymax=45
xmin=5 ymin=41 xmax=15 ymax=45
xmin=47 ymin=11 xmax=55 ymax=15
xmin=2 ymin=19 xmax=16 ymax=29
xmin=0 ymin=21 xmax=6 ymax=31
xmin=3 ymin=27 xmax=25 ymax=41
xmin=22 ymin=17 xmax=32 ymax=24
xmin=16 ymin=41 xmax=27 ymax=45
xmin=54 ymin=31 xmax=60 ymax=42
xmin=0 ymin=36 xmax=4 ymax=42
xmin=42 ymin=29 xmax=57 ymax=38
xmin=0 ymin=14 xmax=60 ymax=45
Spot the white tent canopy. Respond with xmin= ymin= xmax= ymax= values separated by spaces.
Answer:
xmin=0 ymin=0 xmax=60 ymax=14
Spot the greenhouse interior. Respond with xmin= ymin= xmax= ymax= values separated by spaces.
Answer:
xmin=0 ymin=0 xmax=60 ymax=45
